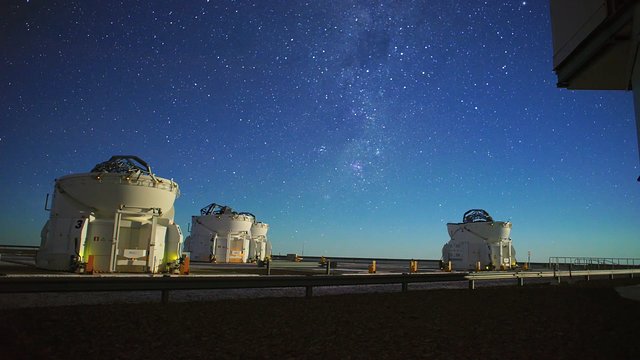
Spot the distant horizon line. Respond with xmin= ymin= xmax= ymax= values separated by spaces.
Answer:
xmin=2 ymin=243 xmax=637 ymax=265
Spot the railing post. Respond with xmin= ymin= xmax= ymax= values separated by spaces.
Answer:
xmin=401 ymin=280 xmax=408 ymax=292
xmin=518 ymin=277 xmax=524 ymax=287
xmin=266 ymin=260 xmax=271 ymax=275
xmin=326 ymin=260 xmax=331 ymax=275
xmin=161 ymin=289 xmax=169 ymax=304
xmin=569 ymin=263 xmax=572 ymax=278
xmin=468 ymin=279 xmax=475 ymax=290
xmin=305 ymin=286 xmax=313 ymax=298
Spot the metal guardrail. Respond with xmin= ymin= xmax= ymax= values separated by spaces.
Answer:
xmin=0 ymin=273 xmax=468 ymax=303
xmin=549 ymin=256 xmax=640 ymax=268
xmin=0 ymin=245 xmax=39 ymax=256
xmin=1 ymin=268 xmax=637 ymax=304
xmin=466 ymin=268 xmax=640 ymax=289
xmin=0 ymin=245 xmax=39 ymax=249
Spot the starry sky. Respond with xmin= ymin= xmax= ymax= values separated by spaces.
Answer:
xmin=1 ymin=1 xmax=638 ymax=262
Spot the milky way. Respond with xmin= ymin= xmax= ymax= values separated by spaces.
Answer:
xmin=1 ymin=1 xmax=638 ymax=260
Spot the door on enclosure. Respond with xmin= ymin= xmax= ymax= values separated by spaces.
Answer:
xmin=228 ymin=238 xmax=244 ymax=263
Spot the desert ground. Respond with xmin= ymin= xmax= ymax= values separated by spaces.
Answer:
xmin=2 ymin=277 xmax=639 ymax=359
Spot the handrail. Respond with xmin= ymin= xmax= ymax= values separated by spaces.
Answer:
xmin=467 ymin=269 xmax=640 ymax=280
xmin=0 ymin=245 xmax=39 ymax=249
xmin=1 ymin=268 xmax=637 ymax=303
xmin=0 ymin=273 xmax=467 ymax=303
xmin=466 ymin=268 xmax=640 ymax=289
xmin=549 ymin=256 xmax=640 ymax=269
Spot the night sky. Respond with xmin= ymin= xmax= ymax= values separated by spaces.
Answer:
xmin=1 ymin=1 xmax=638 ymax=262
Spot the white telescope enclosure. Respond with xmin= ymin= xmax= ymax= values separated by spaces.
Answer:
xmin=184 ymin=204 xmax=271 ymax=263
xmin=246 ymin=214 xmax=270 ymax=262
xmin=442 ymin=209 xmax=516 ymax=270
xmin=36 ymin=155 xmax=183 ymax=273
xmin=184 ymin=203 xmax=254 ymax=263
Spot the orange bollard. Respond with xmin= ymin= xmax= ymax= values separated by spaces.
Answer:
xmin=85 ymin=255 xmax=94 ymax=274
xmin=179 ymin=256 xmax=190 ymax=275
xmin=409 ymin=260 xmax=418 ymax=273
xmin=368 ymin=260 xmax=377 ymax=274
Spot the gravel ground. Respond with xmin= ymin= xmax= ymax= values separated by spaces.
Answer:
xmin=2 ymin=278 xmax=639 ymax=359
